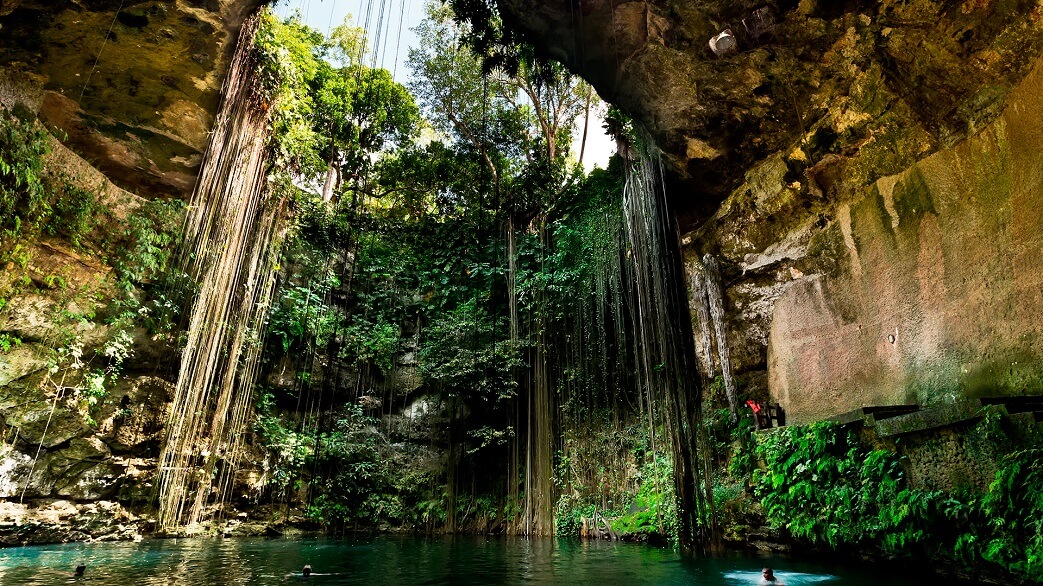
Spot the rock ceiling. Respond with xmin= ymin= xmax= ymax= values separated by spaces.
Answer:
xmin=497 ymin=0 xmax=1043 ymax=228
xmin=0 ymin=0 xmax=263 ymax=199
xmin=4 ymin=0 xmax=1043 ymax=230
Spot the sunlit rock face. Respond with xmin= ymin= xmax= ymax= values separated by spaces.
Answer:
xmin=499 ymin=0 xmax=1043 ymax=225
xmin=0 ymin=0 xmax=264 ymax=199
xmin=763 ymin=61 xmax=1043 ymax=422
xmin=500 ymin=0 xmax=1043 ymax=420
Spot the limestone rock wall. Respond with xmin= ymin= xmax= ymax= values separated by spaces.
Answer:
xmin=498 ymin=1 xmax=1043 ymax=422
xmin=766 ymin=57 xmax=1043 ymax=422
xmin=679 ymin=53 xmax=1043 ymax=424
xmin=0 ymin=0 xmax=264 ymax=541
xmin=497 ymin=0 xmax=1043 ymax=225
xmin=677 ymin=47 xmax=1043 ymax=424
xmin=0 ymin=0 xmax=264 ymax=200
xmin=0 ymin=74 xmax=181 ymax=543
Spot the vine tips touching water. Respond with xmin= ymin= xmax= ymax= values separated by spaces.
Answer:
xmin=156 ymin=13 xmax=289 ymax=532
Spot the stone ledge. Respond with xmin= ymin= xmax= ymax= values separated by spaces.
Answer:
xmin=874 ymin=402 xmax=984 ymax=438
xmin=828 ymin=404 xmax=921 ymax=427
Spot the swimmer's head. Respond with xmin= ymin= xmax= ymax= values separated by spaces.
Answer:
xmin=762 ymin=567 xmax=775 ymax=581
xmin=303 ymin=564 xmax=312 ymax=577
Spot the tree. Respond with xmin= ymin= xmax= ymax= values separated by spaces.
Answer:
xmin=311 ymin=62 xmax=419 ymax=202
xmin=408 ymin=2 xmax=512 ymax=195
xmin=256 ymin=11 xmax=419 ymax=203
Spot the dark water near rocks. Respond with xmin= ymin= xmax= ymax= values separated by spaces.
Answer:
xmin=0 ymin=535 xmax=945 ymax=585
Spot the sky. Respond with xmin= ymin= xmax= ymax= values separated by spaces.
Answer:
xmin=271 ymin=0 xmax=615 ymax=171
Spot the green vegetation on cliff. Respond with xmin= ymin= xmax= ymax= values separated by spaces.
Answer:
xmin=244 ymin=6 xmax=685 ymax=539
xmin=729 ymin=417 xmax=1043 ymax=581
xmin=0 ymin=96 xmax=193 ymax=526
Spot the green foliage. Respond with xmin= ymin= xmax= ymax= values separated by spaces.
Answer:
xmin=306 ymin=404 xmax=392 ymax=524
xmin=257 ymin=393 xmax=449 ymax=529
xmin=255 ymin=391 xmax=315 ymax=494
xmin=602 ymin=105 xmax=635 ymax=147
xmin=50 ymin=181 xmax=101 ymax=249
xmin=0 ymin=106 xmax=105 ymax=248
xmin=553 ymin=418 xmax=678 ymax=542
xmin=408 ymin=1 xmax=589 ymax=208
xmin=112 ymin=275 xmax=189 ymax=335
xmin=251 ymin=0 xmax=628 ymax=541
xmin=976 ymin=449 xmax=1043 ymax=576
xmin=341 ymin=319 xmax=400 ymax=375
xmin=0 ymin=105 xmax=49 ymax=233
xmin=754 ymin=422 xmax=940 ymax=554
xmin=514 ymin=161 xmax=625 ymax=326
xmin=255 ymin=9 xmax=418 ymax=186
xmin=254 ymin=10 xmax=322 ymax=174
xmin=311 ymin=64 xmax=418 ymax=165
xmin=727 ymin=414 xmax=757 ymax=481
xmin=408 ymin=3 xmax=503 ymax=147
xmin=752 ymin=420 xmax=1043 ymax=581
xmin=268 ymin=278 xmax=339 ymax=353
xmin=610 ymin=454 xmax=677 ymax=540
xmin=41 ymin=320 xmax=136 ymax=427
xmin=418 ymin=299 xmax=521 ymax=403
xmin=0 ymin=333 xmax=21 ymax=353
xmin=444 ymin=0 xmax=521 ymax=73
xmin=106 ymin=199 xmax=185 ymax=288
xmin=554 ymin=495 xmax=596 ymax=537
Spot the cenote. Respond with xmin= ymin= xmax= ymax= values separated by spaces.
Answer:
xmin=0 ymin=536 xmax=944 ymax=585
xmin=1 ymin=0 xmax=1042 ymax=584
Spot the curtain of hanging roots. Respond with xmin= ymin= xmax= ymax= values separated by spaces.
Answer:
xmin=526 ymin=222 xmax=555 ymax=537
xmin=157 ymin=13 xmax=286 ymax=532
xmin=701 ymin=254 xmax=738 ymax=418
xmin=622 ymin=147 xmax=715 ymax=550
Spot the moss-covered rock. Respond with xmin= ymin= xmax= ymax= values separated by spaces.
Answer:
xmin=0 ymin=0 xmax=264 ymax=199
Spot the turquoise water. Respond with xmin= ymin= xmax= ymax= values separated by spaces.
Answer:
xmin=0 ymin=535 xmax=943 ymax=585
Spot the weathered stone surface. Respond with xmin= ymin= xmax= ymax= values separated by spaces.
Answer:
xmin=97 ymin=375 xmax=173 ymax=453
xmin=0 ymin=437 xmax=117 ymax=499
xmin=51 ymin=441 xmax=121 ymax=500
xmin=0 ymin=371 xmax=171 ymax=506
xmin=0 ymin=499 xmax=142 ymax=545
xmin=0 ymin=342 xmax=50 ymax=388
xmin=0 ymin=292 xmax=109 ymax=347
xmin=498 ymin=0 xmax=1043 ymax=225
xmin=0 ymin=71 xmax=144 ymax=214
xmin=388 ymin=367 xmax=422 ymax=395
xmin=0 ymin=446 xmax=33 ymax=498
xmin=0 ymin=0 xmax=265 ymax=199
xmin=764 ymin=56 xmax=1043 ymax=422
xmin=0 ymin=375 xmax=92 ymax=450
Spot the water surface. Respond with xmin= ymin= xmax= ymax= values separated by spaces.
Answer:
xmin=0 ymin=535 xmax=939 ymax=585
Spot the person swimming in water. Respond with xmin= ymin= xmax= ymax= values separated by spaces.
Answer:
xmin=282 ymin=564 xmax=313 ymax=581
xmin=74 ymin=564 xmax=86 ymax=577
xmin=760 ymin=567 xmax=785 ymax=585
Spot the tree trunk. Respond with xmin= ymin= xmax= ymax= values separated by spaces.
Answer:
xmin=321 ymin=161 xmax=340 ymax=203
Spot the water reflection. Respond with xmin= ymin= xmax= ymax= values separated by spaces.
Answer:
xmin=0 ymin=535 xmax=941 ymax=585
